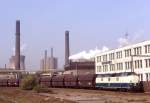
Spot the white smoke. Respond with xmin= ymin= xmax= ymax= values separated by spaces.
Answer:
xmin=69 ymin=46 xmax=109 ymax=60
xmin=70 ymin=30 xmax=145 ymax=61
xmin=131 ymin=30 xmax=145 ymax=43
xmin=12 ymin=43 xmax=27 ymax=55
xmin=20 ymin=43 xmax=27 ymax=53
xmin=117 ymin=30 xmax=145 ymax=47
xmin=118 ymin=37 xmax=129 ymax=47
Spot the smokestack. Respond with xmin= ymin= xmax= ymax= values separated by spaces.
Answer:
xmin=15 ymin=20 xmax=20 ymax=70
xmin=51 ymin=48 xmax=53 ymax=58
xmin=65 ymin=30 xmax=70 ymax=66
xmin=44 ymin=50 xmax=47 ymax=70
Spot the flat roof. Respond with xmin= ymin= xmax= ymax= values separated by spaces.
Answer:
xmin=96 ymin=40 xmax=150 ymax=56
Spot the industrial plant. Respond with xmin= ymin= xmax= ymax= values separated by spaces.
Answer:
xmin=1 ymin=20 xmax=150 ymax=93
xmin=64 ymin=30 xmax=95 ymax=75
xmin=40 ymin=48 xmax=58 ymax=71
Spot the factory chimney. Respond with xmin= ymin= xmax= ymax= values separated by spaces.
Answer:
xmin=65 ymin=30 xmax=70 ymax=66
xmin=44 ymin=50 xmax=47 ymax=70
xmin=15 ymin=20 xmax=20 ymax=70
xmin=51 ymin=48 xmax=53 ymax=58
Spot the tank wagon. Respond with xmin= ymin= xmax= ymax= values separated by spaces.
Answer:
xmin=51 ymin=75 xmax=64 ymax=87
xmin=64 ymin=75 xmax=78 ymax=88
xmin=39 ymin=76 xmax=52 ymax=87
xmin=78 ymin=74 xmax=96 ymax=88
xmin=0 ymin=79 xmax=8 ymax=87
xmin=0 ymin=78 xmax=19 ymax=87
xmin=7 ymin=78 xmax=19 ymax=87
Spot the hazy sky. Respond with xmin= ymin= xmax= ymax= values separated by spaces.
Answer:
xmin=0 ymin=0 xmax=150 ymax=70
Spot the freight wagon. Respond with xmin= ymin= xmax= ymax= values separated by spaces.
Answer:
xmin=0 ymin=78 xmax=19 ymax=87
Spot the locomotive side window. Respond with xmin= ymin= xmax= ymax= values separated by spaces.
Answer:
xmin=108 ymin=77 xmax=111 ymax=81
xmin=116 ymin=77 xmax=119 ymax=81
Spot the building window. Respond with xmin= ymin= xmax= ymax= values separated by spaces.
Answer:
xmin=125 ymin=61 xmax=132 ymax=70
xmin=116 ymin=63 xmax=123 ymax=70
xmin=109 ymin=53 xmax=115 ymax=60
xmin=103 ymin=65 xmax=108 ymax=72
xmin=134 ymin=61 xmax=137 ymax=69
xmin=100 ymin=66 xmax=101 ymax=72
xmin=134 ymin=60 xmax=142 ymax=69
xmin=140 ymin=60 xmax=142 ymax=68
xmin=146 ymin=73 xmax=150 ymax=81
xmin=110 ymin=64 xmax=115 ymax=71
xmin=97 ymin=66 xmax=102 ymax=72
xmin=145 ymin=59 xmax=150 ymax=68
xmin=145 ymin=45 xmax=150 ymax=54
xmin=116 ymin=51 xmax=122 ymax=59
xmin=102 ymin=55 xmax=107 ymax=61
xmin=97 ymin=56 xmax=101 ymax=62
xmin=138 ymin=74 xmax=143 ymax=81
xmin=125 ymin=49 xmax=131 ymax=57
xmin=134 ymin=46 xmax=142 ymax=55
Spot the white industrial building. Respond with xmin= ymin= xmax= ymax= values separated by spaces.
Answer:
xmin=95 ymin=40 xmax=150 ymax=81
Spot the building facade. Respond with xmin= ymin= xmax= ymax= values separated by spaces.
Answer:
xmin=95 ymin=40 xmax=150 ymax=81
xmin=64 ymin=61 xmax=95 ymax=75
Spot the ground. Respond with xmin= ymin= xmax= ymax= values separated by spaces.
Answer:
xmin=0 ymin=87 xmax=75 ymax=103
xmin=1 ymin=88 xmax=150 ymax=103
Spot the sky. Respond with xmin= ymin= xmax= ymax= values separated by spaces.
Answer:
xmin=0 ymin=0 xmax=150 ymax=70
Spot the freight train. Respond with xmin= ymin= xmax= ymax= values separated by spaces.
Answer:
xmin=0 ymin=72 xmax=143 ymax=91
xmin=39 ymin=72 xmax=143 ymax=91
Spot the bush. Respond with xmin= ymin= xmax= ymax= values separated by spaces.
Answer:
xmin=33 ymin=84 xmax=41 ymax=93
xmin=20 ymin=75 xmax=38 ymax=90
